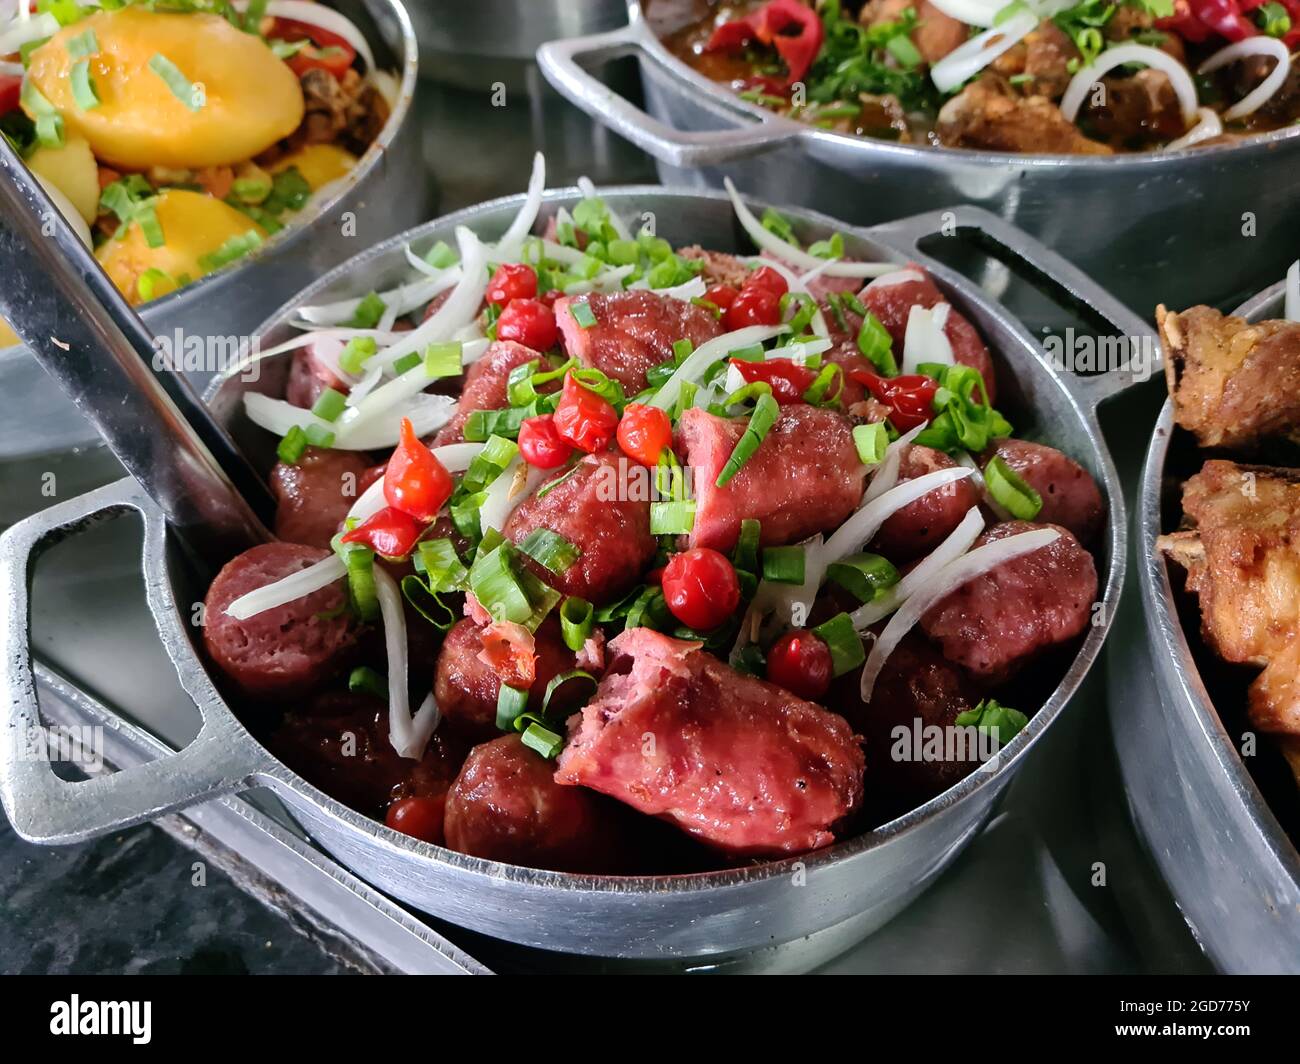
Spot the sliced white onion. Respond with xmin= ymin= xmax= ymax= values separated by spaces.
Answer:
xmin=1286 ymin=261 xmax=1300 ymax=323
xmin=0 ymin=59 xmax=23 ymax=77
xmin=478 ymin=454 xmax=546 ymax=534
xmin=1164 ymin=107 xmax=1223 ymax=151
xmin=224 ymin=555 xmax=347 ymax=620
xmin=901 ymin=303 xmax=955 ymax=374
xmin=931 ymin=11 xmax=1038 ymax=94
xmin=538 ymin=238 xmax=588 ymax=267
xmin=372 ymin=566 xmax=416 ymax=759
xmin=925 ymin=0 xmax=1007 ymax=27
xmin=576 ymin=176 xmax=633 ymax=241
xmin=263 ymin=1 xmax=375 ymax=72
xmin=297 ymin=269 xmax=460 ymax=328
xmin=332 ymin=361 xmax=460 ymax=445
xmin=754 ymin=256 xmax=830 ymax=338
xmin=954 ymin=449 xmax=1013 ymax=520
xmin=404 ymin=243 xmax=446 ymax=278
xmin=254 ymin=327 xmax=400 ymax=362
xmin=492 ymin=152 xmax=545 ymax=263
xmin=1060 ymin=43 xmax=1198 ymax=126
xmin=344 ymin=362 xmax=385 ymax=407
xmin=859 ymin=527 xmax=1060 ymax=702
xmin=724 ymin=178 xmax=895 ymax=279
xmin=864 ymin=268 xmax=925 ymax=291
xmin=1198 ymin=36 xmax=1292 ymax=121
xmin=648 ymin=324 xmax=788 ymax=410
xmin=862 ymin=424 xmax=924 ymax=506
xmin=0 ymin=11 xmax=58 ymax=55
xmin=564 ymin=264 xmax=637 ymax=295
xmin=766 ymin=336 xmax=833 ymax=363
xmin=653 ymin=274 xmax=708 ymax=301
xmin=851 ymin=507 xmax=985 ymax=630
xmin=243 ymin=391 xmax=455 ymax=449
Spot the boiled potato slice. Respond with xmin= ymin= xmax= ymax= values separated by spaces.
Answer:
xmin=268 ymin=143 xmax=358 ymax=191
xmin=96 ymin=189 xmax=267 ymax=305
xmin=27 ymin=9 xmax=304 ymax=171
xmin=0 ymin=319 xmax=19 ymax=350
xmin=26 ymin=134 xmax=99 ymax=224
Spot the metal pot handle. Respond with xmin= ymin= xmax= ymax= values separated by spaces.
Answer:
xmin=869 ymin=205 xmax=1159 ymax=412
xmin=0 ymin=479 xmax=270 ymax=844
xmin=536 ymin=19 xmax=801 ymax=167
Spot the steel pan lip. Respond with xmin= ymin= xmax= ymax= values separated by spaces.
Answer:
xmin=626 ymin=0 xmax=1300 ymax=169
xmin=1138 ymin=282 xmax=1300 ymax=883
xmin=0 ymin=0 xmax=422 ymax=367
xmin=202 ymin=183 xmax=1123 ymax=896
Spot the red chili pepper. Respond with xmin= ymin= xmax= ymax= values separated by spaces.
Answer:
xmin=384 ymin=796 xmax=446 ymax=845
xmin=848 ymin=370 xmax=938 ymax=431
xmin=704 ymin=283 xmax=739 ymax=311
xmin=518 ymin=413 xmax=573 ymax=469
xmin=496 ymin=298 xmax=558 ymax=352
xmin=267 ymin=17 xmax=358 ymax=78
xmin=485 ymin=263 xmax=538 ymax=309
xmin=704 ymin=0 xmax=825 ymax=86
xmin=662 ymin=548 xmax=742 ymax=631
xmin=552 ymin=373 xmax=619 ymax=453
xmin=341 ymin=505 xmax=424 ymax=558
xmin=724 ymin=286 xmax=783 ymax=330
xmin=730 ymin=357 xmax=817 ymax=404
xmin=0 ymin=74 xmax=21 ymax=116
xmin=538 ymin=288 xmax=564 ymax=308
xmin=616 ymin=403 xmax=673 ymax=466
xmin=746 ymin=265 xmax=789 ymax=298
xmin=766 ymin=629 xmax=833 ymax=701
xmin=384 ymin=417 xmax=453 ymax=521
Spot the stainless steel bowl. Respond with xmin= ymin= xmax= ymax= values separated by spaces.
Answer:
xmin=537 ymin=0 xmax=1300 ymax=319
xmin=1112 ymin=283 xmax=1300 ymax=974
xmin=0 ymin=0 xmax=429 ymax=460
xmin=0 ymin=188 xmax=1136 ymax=966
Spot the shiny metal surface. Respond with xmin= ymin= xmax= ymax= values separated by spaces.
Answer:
xmin=0 ymin=0 xmax=428 ymax=460
xmin=1116 ymin=284 xmax=1300 ymax=973
xmin=2 ymin=189 xmax=1129 ymax=961
xmin=537 ymin=1 xmax=1300 ymax=317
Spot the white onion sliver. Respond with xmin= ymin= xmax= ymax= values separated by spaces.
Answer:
xmin=334 ymin=360 xmax=460 ymax=445
xmin=243 ymin=391 xmax=455 ymax=449
xmin=902 ymin=304 xmax=955 ymax=374
xmin=1286 ymin=261 xmax=1300 ymax=323
xmin=492 ymin=152 xmax=545 ymax=263
xmin=264 ymin=1 xmax=375 ymax=72
xmin=930 ymin=11 xmax=1038 ymax=94
xmin=649 ymin=324 xmax=788 ymax=410
xmin=224 ymin=556 xmax=346 ymax=621
xmin=822 ymin=466 xmax=974 ymax=566
xmin=653 ymin=275 xmax=708 ymax=301
xmin=859 ymin=528 xmax=1060 ymax=702
xmin=758 ymin=257 xmax=830 ymax=338
xmin=297 ymin=270 xmax=458 ymax=327
xmin=862 ymin=424 xmax=924 ymax=505
xmin=924 ymin=0 xmax=1005 ymax=28
xmin=0 ymin=11 xmax=58 ymax=55
xmin=372 ymin=566 xmax=419 ymax=759
xmin=865 ymin=268 xmax=925 ymax=291
xmin=725 ymin=178 xmax=894 ymax=278
xmin=0 ymin=59 xmax=23 ymax=77
xmin=1198 ymin=37 xmax=1291 ymax=121
xmin=851 ymin=507 xmax=985 ymax=629
xmin=1164 ymin=107 xmax=1223 ymax=151
xmin=478 ymin=455 xmax=546 ymax=534
xmin=954 ymin=449 xmax=1013 ymax=520
xmin=1060 ymin=44 xmax=1198 ymax=125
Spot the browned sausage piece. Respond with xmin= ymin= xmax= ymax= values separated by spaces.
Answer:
xmin=203 ymin=543 xmax=361 ymax=699
xmin=443 ymin=734 xmax=623 ymax=872
xmin=871 ymin=445 xmax=982 ymax=562
xmin=433 ymin=616 xmax=578 ymax=743
xmin=981 ymin=438 xmax=1105 ymax=545
xmin=270 ymin=448 xmax=379 ymax=549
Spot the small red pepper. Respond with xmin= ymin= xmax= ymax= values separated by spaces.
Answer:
xmin=616 ymin=403 xmax=673 ymax=466
xmin=485 ymin=263 xmax=538 ymax=308
xmin=725 ymin=286 xmax=783 ymax=330
xmin=518 ymin=413 xmax=573 ymax=469
xmin=342 ymin=505 xmax=424 ymax=559
xmin=496 ymin=298 xmax=558 ymax=352
xmin=267 ymin=17 xmax=358 ymax=78
xmin=730 ymin=357 xmax=817 ymax=404
xmin=705 ymin=0 xmax=825 ymax=86
xmin=552 ymin=373 xmax=620 ymax=453
xmin=662 ymin=548 xmax=741 ymax=631
xmin=0 ymin=74 xmax=21 ymax=117
xmin=704 ymin=283 xmax=739 ymax=311
xmin=766 ymin=629 xmax=834 ymax=701
xmin=384 ymin=796 xmax=446 ymax=844
xmin=848 ymin=370 xmax=939 ymax=431
xmin=384 ymin=417 xmax=453 ymax=522
xmin=746 ymin=265 xmax=789 ymax=298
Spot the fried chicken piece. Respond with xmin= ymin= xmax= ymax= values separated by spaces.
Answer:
xmin=935 ymin=78 xmax=1112 ymax=154
xmin=1158 ymin=304 xmax=1300 ymax=449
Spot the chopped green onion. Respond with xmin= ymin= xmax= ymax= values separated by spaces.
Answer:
xmin=654 ymin=447 xmax=687 ymax=502
xmin=231 ymin=176 xmax=271 ymax=204
xmin=66 ymin=28 xmax=98 ymax=60
xmin=723 ymin=380 xmax=773 ymax=410
xmin=761 ymin=207 xmax=798 ymax=247
xmin=733 ymin=518 xmax=761 ymax=574
xmin=807 ymin=232 xmax=845 ymax=259
xmin=812 ymin=612 xmax=866 ymax=677
xmin=716 ymin=393 xmax=779 ymax=487
xmin=198 ymin=229 xmax=262 ymax=272
xmin=21 ymin=80 xmax=63 ymax=148
xmin=311 ymin=388 xmax=347 ymax=423
xmin=954 ymin=698 xmax=1029 ymax=747
xmin=342 ymin=544 xmax=379 ymax=622
xmin=133 ymin=202 xmax=165 ymax=249
xmin=607 ymin=238 xmax=639 ymax=265
xmin=469 ymin=543 xmax=534 ymax=625
xmin=348 ymin=666 xmax=387 ymax=700
xmin=424 ymin=240 xmax=457 ymax=269
xmin=304 ymin=424 xmax=335 ymax=448
xmin=672 ymin=338 xmax=694 ymax=364
xmin=780 ymin=292 xmax=816 ymax=334
xmin=729 ymin=343 xmax=765 ymax=363
xmin=857 ymin=312 xmax=897 ymax=376
xmin=853 ymin=422 xmax=889 ymax=465
xmin=518 ymin=528 xmax=581 ymax=575
xmin=541 ymin=669 xmax=598 ymax=713
xmin=424 ymin=341 xmax=462 ymax=379
xmin=462 ymin=434 xmax=518 ymax=493
xmin=761 ymin=545 xmax=805 ymax=584
xmin=733 ymin=643 xmax=766 ymax=677
xmin=570 ymin=301 xmax=597 ymax=329
xmin=148 ymin=53 xmax=202 ymax=111
xmin=463 ymin=405 xmax=530 ymax=442
xmin=886 ymin=34 xmax=922 ymax=69
xmin=348 ymin=292 xmax=386 ymax=330
xmin=984 ymin=455 xmax=1043 ymax=520
xmin=392 ymin=352 xmax=420 ymax=375
xmin=415 ymin=538 xmax=468 ymax=593
xmin=802 ymin=363 xmax=842 ymax=406
xmin=559 ymin=596 xmax=595 ymax=651
xmin=650 ymin=499 xmax=696 ymax=535
xmin=826 ymin=553 xmax=900 ymax=603
xmin=69 ymin=59 xmax=99 ymax=110
xmin=401 ymin=574 xmax=455 ymax=630
xmin=495 ymin=683 xmax=530 ymax=731
xmin=520 ymin=721 xmax=565 ymax=759
xmin=570 ymin=366 xmax=624 ymax=408
xmin=624 ymin=585 xmax=669 ymax=632
xmin=339 ymin=336 xmax=377 ymax=375
xmin=450 ymin=490 xmax=487 ymax=543
xmin=135 ymin=267 xmax=172 ymax=302
xmin=277 ymin=425 xmax=308 ymax=464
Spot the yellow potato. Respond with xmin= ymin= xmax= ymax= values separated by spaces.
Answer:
xmin=96 ymin=189 xmax=267 ymax=305
xmin=0 ymin=319 xmax=19 ymax=350
xmin=27 ymin=9 xmax=304 ymax=171
xmin=26 ymin=134 xmax=100 ymax=224
xmin=268 ymin=143 xmax=358 ymax=191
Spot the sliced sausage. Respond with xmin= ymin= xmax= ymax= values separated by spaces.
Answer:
xmin=556 ymin=628 xmax=865 ymax=857
xmin=444 ymin=734 xmax=623 ymax=872
xmin=504 ymin=451 xmax=656 ymax=604
xmin=285 ymin=338 xmax=348 ymax=409
xmin=270 ymin=447 xmax=377 ymax=549
xmin=433 ymin=616 xmax=579 ymax=743
xmin=872 ymin=444 xmax=982 ymax=562
xmin=431 ymin=339 xmax=540 ymax=446
xmin=981 ymin=438 xmax=1105 ymax=545
xmin=203 ymin=543 xmax=361 ymax=699
xmin=920 ymin=521 xmax=1098 ymax=682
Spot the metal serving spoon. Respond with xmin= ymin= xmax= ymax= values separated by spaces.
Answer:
xmin=0 ymin=136 xmax=273 ymax=558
